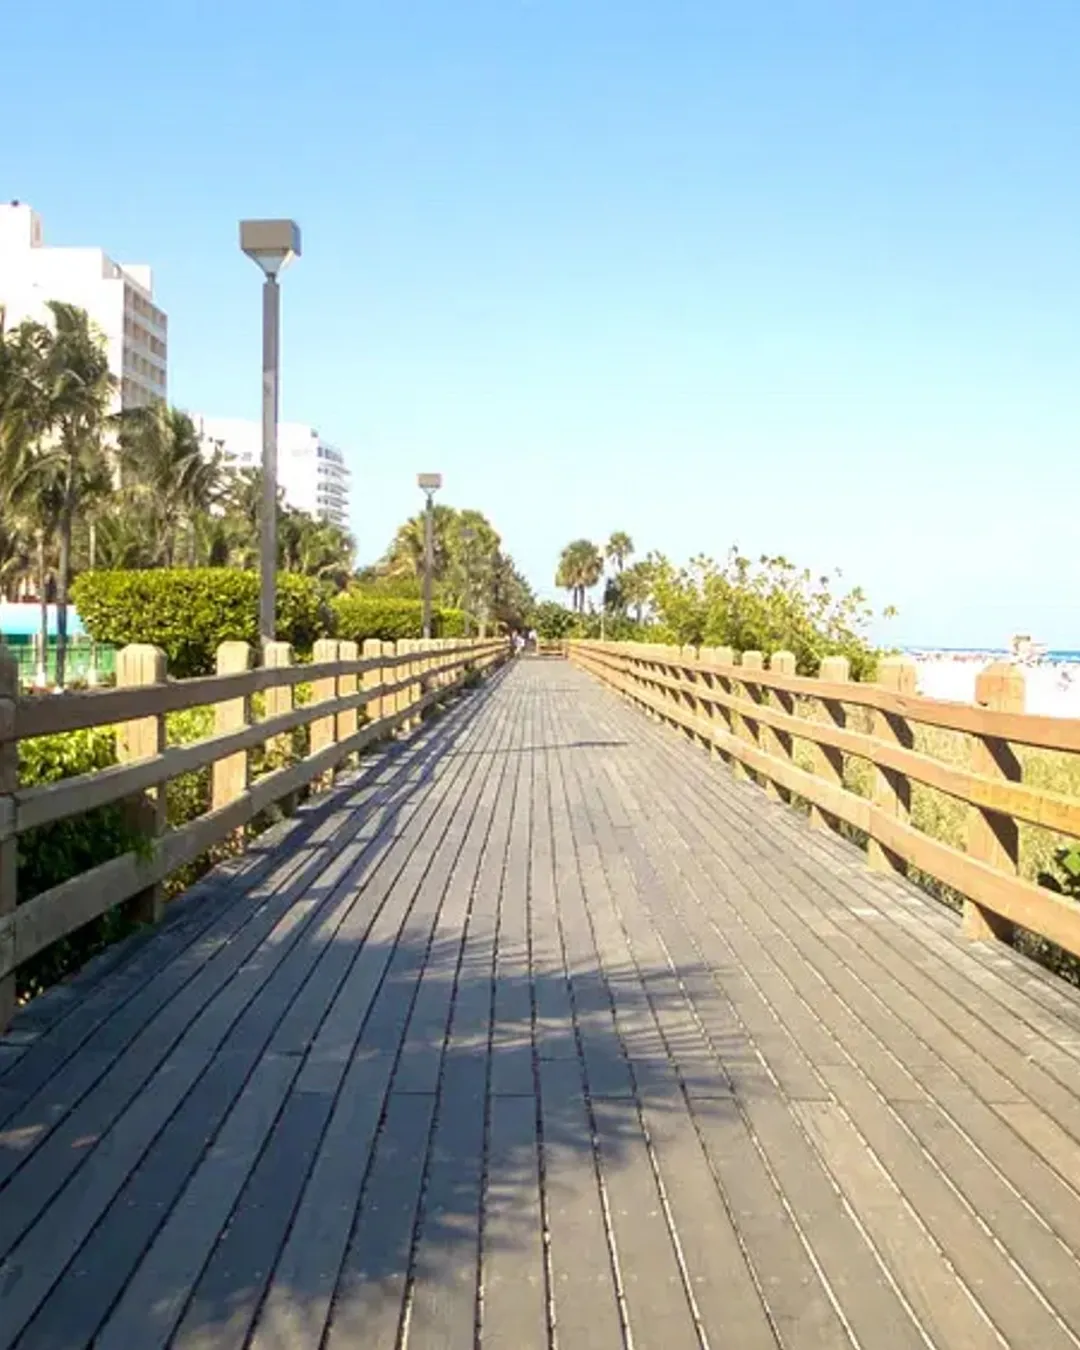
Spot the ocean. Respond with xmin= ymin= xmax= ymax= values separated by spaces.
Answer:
xmin=904 ymin=647 xmax=1080 ymax=663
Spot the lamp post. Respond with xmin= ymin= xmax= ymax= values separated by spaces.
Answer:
xmin=417 ymin=473 xmax=442 ymax=639
xmin=239 ymin=219 xmax=301 ymax=651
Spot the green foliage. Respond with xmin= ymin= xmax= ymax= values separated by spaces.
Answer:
xmin=649 ymin=549 xmax=888 ymax=679
xmin=331 ymin=594 xmax=466 ymax=643
xmin=15 ymin=726 xmax=141 ymax=999
xmin=71 ymin=568 xmax=332 ymax=676
xmin=556 ymin=539 xmax=604 ymax=612
xmin=532 ymin=601 xmax=578 ymax=640
xmin=1039 ymin=845 xmax=1080 ymax=899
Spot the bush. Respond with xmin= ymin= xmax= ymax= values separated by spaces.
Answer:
xmin=331 ymin=595 xmax=467 ymax=643
xmin=532 ymin=601 xmax=578 ymax=641
xmin=439 ymin=608 xmax=467 ymax=638
xmin=72 ymin=569 xmax=332 ymax=677
xmin=16 ymin=728 xmax=143 ymax=1000
xmin=649 ymin=550 xmax=889 ymax=680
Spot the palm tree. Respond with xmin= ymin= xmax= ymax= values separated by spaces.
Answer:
xmin=279 ymin=509 xmax=354 ymax=588
xmin=381 ymin=504 xmax=457 ymax=582
xmin=117 ymin=402 xmax=222 ymax=566
xmin=606 ymin=531 xmax=634 ymax=573
xmin=556 ymin=539 xmax=603 ymax=612
xmin=620 ymin=559 xmax=654 ymax=623
xmin=38 ymin=303 xmax=115 ymax=685
xmin=0 ymin=317 xmax=67 ymax=672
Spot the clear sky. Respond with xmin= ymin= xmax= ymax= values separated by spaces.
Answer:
xmin=6 ymin=1 xmax=1079 ymax=648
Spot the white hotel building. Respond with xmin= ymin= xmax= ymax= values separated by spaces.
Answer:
xmin=191 ymin=416 xmax=352 ymax=529
xmin=0 ymin=201 xmax=167 ymax=412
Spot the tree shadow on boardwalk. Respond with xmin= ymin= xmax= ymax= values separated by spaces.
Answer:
xmin=0 ymin=670 xmax=743 ymax=1350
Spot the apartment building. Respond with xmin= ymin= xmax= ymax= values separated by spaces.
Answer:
xmin=191 ymin=415 xmax=352 ymax=529
xmin=0 ymin=201 xmax=167 ymax=412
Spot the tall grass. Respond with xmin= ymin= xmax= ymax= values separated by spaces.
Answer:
xmin=780 ymin=695 xmax=1080 ymax=985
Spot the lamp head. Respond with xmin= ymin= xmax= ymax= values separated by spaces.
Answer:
xmin=417 ymin=473 xmax=442 ymax=493
xmin=240 ymin=219 xmax=301 ymax=279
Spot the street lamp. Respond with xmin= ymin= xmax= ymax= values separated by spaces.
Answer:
xmin=417 ymin=473 xmax=442 ymax=639
xmin=240 ymin=218 xmax=301 ymax=650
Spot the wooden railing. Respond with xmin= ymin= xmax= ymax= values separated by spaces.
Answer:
xmin=571 ymin=640 xmax=1080 ymax=961
xmin=0 ymin=635 xmax=507 ymax=1027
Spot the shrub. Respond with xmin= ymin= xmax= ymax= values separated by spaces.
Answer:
xmin=532 ymin=601 xmax=578 ymax=641
xmin=649 ymin=550 xmax=889 ymax=679
xmin=16 ymin=727 xmax=142 ymax=1000
xmin=72 ymin=569 xmax=332 ymax=677
xmin=331 ymin=595 xmax=467 ymax=643
xmin=438 ymin=608 xmax=468 ymax=638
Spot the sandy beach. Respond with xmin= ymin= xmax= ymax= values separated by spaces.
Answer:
xmin=913 ymin=653 xmax=1080 ymax=719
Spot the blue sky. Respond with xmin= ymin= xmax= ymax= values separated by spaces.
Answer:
xmin=6 ymin=1 xmax=1080 ymax=648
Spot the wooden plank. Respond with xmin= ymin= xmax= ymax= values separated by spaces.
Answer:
xmin=0 ymin=783 xmax=374 ymax=1130
xmin=815 ymin=1063 xmax=1077 ymax=1350
xmin=87 ymin=690 xmax=501 ymax=1350
xmin=0 ymin=703 xmax=493 ymax=1326
xmin=590 ymin=1102 xmax=701 ymax=1347
xmin=560 ymin=667 xmax=1080 ymax=1342
xmin=253 ymin=681 xmax=512 ymax=1350
xmin=325 ymin=1092 xmax=438 ymax=1350
xmin=545 ymin=702 xmax=703 ymax=1348
xmin=640 ymin=1101 xmax=779 ymax=1349
xmin=538 ymin=1057 xmax=623 ymax=1350
xmin=599 ymin=696 xmax=1080 ymax=1339
xmin=795 ymin=1099 xmax=1004 ymax=1350
xmin=481 ymin=1095 xmax=548 ymax=1349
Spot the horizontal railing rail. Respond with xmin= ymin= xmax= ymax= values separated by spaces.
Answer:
xmin=570 ymin=640 xmax=1080 ymax=963
xmin=0 ymin=635 xmax=508 ymax=1022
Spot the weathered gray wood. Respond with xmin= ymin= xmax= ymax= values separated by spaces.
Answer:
xmin=583 ymin=672 xmax=1080 ymax=1339
xmin=249 ymin=683 xmax=514 ymax=1350
xmin=4 ymin=660 xmax=1080 ymax=1349
xmin=0 ymin=692 xmax=502 ymax=1347
xmin=322 ymin=1091 xmax=436 ymax=1349
xmin=402 ymin=695 xmax=521 ymax=1349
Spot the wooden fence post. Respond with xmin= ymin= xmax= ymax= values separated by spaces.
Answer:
xmin=116 ymin=644 xmax=167 ymax=925
xmin=868 ymin=656 xmax=917 ymax=873
xmin=765 ymin=650 xmax=796 ymax=801
xmin=679 ymin=645 xmax=707 ymax=749
xmin=734 ymin=651 xmax=764 ymax=783
xmin=711 ymin=646 xmax=735 ymax=762
xmin=385 ymin=640 xmax=406 ymax=728
xmin=337 ymin=640 xmax=359 ymax=761
xmin=0 ymin=645 xmax=18 ymax=1030
xmin=811 ymin=655 xmax=849 ymax=832
xmin=662 ymin=645 xmax=682 ymax=730
xmin=311 ymin=638 xmax=340 ymax=784
xmin=362 ymin=638 xmax=384 ymax=728
xmin=698 ymin=646 xmax=720 ymax=759
xmin=964 ymin=661 xmax=1025 ymax=941
xmin=212 ymin=641 xmax=252 ymax=812
xmin=412 ymin=639 xmax=426 ymax=725
xmin=263 ymin=641 xmax=297 ymax=814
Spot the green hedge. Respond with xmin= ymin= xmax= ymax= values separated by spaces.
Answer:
xmin=16 ymin=727 xmax=141 ymax=999
xmin=14 ymin=701 xmax=300 ymax=1002
xmin=331 ymin=595 xmax=467 ymax=644
xmin=71 ymin=569 xmax=332 ymax=677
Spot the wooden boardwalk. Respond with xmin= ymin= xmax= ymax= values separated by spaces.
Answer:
xmin=3 ymin=659 xmax=1080 ymax=1349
